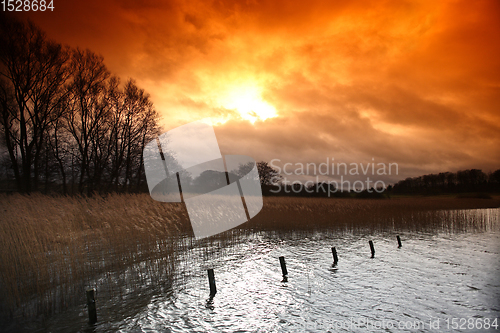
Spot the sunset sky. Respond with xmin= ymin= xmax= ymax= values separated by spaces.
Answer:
xmin=18 ymin=0 xmax=500 ymax=184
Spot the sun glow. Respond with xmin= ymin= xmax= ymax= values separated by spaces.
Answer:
xmin=220 ymin=85 xmax=277 ymax=123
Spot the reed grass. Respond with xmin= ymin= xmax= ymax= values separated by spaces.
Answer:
xmin=0 ymin=193 xmax=189 ymax=322
xmin=0 ymin=193 xmax=498 ymax=325
xmin=242 ymin=196 xmax=500 ymax=234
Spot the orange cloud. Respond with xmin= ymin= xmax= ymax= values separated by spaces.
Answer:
xmin=17 ymin=0 xmax=500 ymax=179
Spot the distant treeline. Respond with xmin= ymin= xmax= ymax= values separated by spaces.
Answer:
xmin=261 ymin=183 xmax=357 ymax=198
xmin=260 ymin=183 xmax=388 ymax=199
xmin=0 ymin=15 xmax=160 ymax=194
xmin=256 ymin=161 xmax=385 ymax=198
xmin=257 ymin=163 xmax=500 ymax=198
xmin=389 ymin=168 xmax=500 ymax=195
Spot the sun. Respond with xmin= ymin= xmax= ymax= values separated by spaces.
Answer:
xmin=220 ymin=85 xmax=277 ymax=123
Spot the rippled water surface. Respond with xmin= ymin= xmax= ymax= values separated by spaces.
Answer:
xmin=32 ymin=209 xmax=500 ymax=332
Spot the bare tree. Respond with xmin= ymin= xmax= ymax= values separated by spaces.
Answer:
xmin=257 ymin=161 xmax=282 ymax=185
xmin=65 ymin=48 xmax=111 ymax=194
xmin=102 ymin=78 xmax=159 ymax=192
xmin=0 ymin=16 xmax=70 ymax=192
xmin=0 ymin=16 xmax=161 ymax=194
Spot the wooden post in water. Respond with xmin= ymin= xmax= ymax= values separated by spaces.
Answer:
xmin=369 ymin=240 xmax=375 ymax=258
xmin=331 ymin=247 xmax=338 ymax=266
xmin=279 ymin=256 xmax=288 ymax=281
xmin=207 ymin=269 xmax=217 ymax=296
xmin=397 ymin=235 xmax=402 ymax=248
xmin=86 ymin=289 xmax=97 ymax=324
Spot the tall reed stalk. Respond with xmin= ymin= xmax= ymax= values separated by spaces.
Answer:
xmin=0 ymin=193 xmax=189 ymax=322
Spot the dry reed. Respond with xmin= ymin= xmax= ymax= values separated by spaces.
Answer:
xmin=242 ymin=196 xmax=500 ymax=234
xmin=0 ymin=193 xmax=189 ymax=322
xmin=0 ymin=193 xmax=498 ymax=325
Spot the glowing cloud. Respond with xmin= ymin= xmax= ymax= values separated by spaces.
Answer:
xmin=219 ymin=85 xmax=277 ymax=123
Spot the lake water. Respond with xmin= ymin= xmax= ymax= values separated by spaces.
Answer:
xmin=21 ymin=208 xmax=500 ymax=332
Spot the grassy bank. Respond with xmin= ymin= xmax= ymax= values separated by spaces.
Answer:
xmin=1 ymin=193 xmax=499 ymax=324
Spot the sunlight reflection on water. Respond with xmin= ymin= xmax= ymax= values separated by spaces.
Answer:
xmin=32 ymin=208 xmax=500 ymax=332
